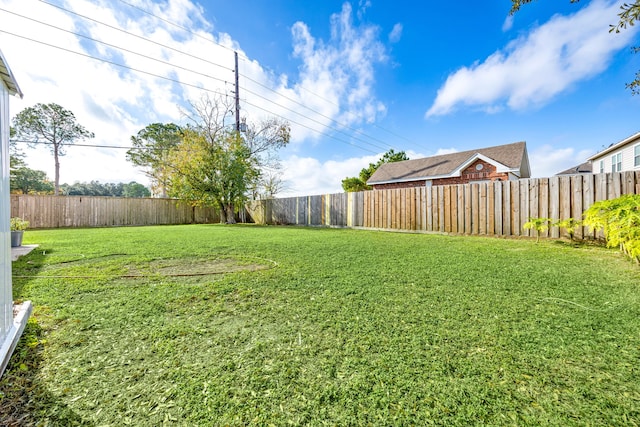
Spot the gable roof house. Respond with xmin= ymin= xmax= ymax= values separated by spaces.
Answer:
xmin=587 ymin=131 xmax=640 ymax=175
xmin=0 ymin=49 xmax=31 ymax=378
xmin=556 ymin=161 xmax=592 ymax=176
xmin=367 ymin=141 xmax=531 ymax=190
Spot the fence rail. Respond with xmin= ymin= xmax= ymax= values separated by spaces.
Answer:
xmin=10 ymin=172 xmax=640 ymax=235
xmin=10 ymin=195 xmax=220 ymax=228
xmin=248 ymin=172 xmax=640 ymax=238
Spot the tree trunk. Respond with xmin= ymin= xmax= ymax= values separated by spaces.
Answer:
xmin=54 ymin=145 xmax=60 ymax=196
xmin=225 ymin=204 xmax=236 ymax=224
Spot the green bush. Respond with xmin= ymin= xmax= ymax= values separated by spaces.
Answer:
xmin=10 ymin=217 xmax=29 ymax=231
xmin=523 ymin=217 xmax=551 ymax=242
xmin=583 ymin=194 xmax=640 ymax=263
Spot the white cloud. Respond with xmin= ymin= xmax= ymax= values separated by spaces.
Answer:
xmin=502 ymin=15 xmax=514 ymax=32
xmin=529 ymin=144 xmax=594 ymax=177
xmin=389 ymin=23 xmax=403 ymax=43
xmin=426 ymin=0 xmax=638 ymax=117
xmin=280 ymin=153 xmax=381 ymax=196
xmin=289 ymin=3 xmax=387 ymax=133
xmin=1 ymin=0 xmax=391 ymax=188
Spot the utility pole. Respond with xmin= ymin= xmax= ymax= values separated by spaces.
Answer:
xmin=234 ymin=51 xmax=240 ymax=132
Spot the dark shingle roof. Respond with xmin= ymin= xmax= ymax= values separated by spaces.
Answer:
xmin=556 ymin=161 xmax=592 ymax=176
xmin=368 ymin=141 xmax=529 ymax=184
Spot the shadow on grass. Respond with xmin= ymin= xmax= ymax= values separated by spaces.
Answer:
xmin=11 ymin=249 xmax=50 ymax=300
xmin=0 ymin=320 xmax=92 ymax=427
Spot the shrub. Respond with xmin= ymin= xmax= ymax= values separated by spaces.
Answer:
xmin=10 ymin=217 xmax=29 ymax=231
xmin=583 ymin=194 xmax=640 ymax=263
xmin=523 ymin=217 xmax=551 ymax=243
xmin=554 ymin=218 xmax=583 ymax=241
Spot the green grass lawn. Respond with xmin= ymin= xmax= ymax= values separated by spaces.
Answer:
xmin=2 ymin=225 xmax=639 ymax=426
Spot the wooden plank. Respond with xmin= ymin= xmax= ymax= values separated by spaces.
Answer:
xmin=538 ymin=178 xmax=549 ymax=238
xmin=548 ymin=177 xmax=560 ymax=238
xmin=510 ymin=181 xmax=519 ymax=236
xmin=443 ymin=185 xmax=451 ymax=232
xmin=559 ymin=176 xmax=571 ymax=226
xmin=479 ymin=183 xmax=487 ymax=235
xmin=471 ymin=183 xmax=479 ymax=235
xmin=520 ymin=179 xmax=530 ymax=237
xmin=529 ymin=179 xmax=539 ymax=225
xmin=457 ymin=185 xmax=465 ymax=234
xmin=426 ymin=186 xmax=433 ymax=231
xmin=608 ymin=173 xmax=618 ymax=199
xmin=438 ymin=186 xmax=445 ymax=232
xmin=409 ymin=188 xmax=416 ymax=230
xmin=622 ymin=171 xmax=635 ymax=195
xmin=571 ymin=175 xmax=584 ymax=239
xmin=450 ymin=186 xmax=456 ymax=233
xmin=420 ymin=187 xmax=427 ymax=230
xmin=400 ymin=188 xmax=407 ymax=230
xmin=486 ymin=183 xmax=494 ymax=235
xmin=495 ymin=182 xmax=503 ymax=235
xmin=594 ymin=173 xmax=607 ymax=202
xmin=581 ymin=174 xmax=595 ymax=238
xmin=502 ymin=182 xmax=511 ymax=236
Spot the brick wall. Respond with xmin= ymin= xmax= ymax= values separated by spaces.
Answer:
xmin=371 ymin=180 xmax=427 ymax=190
xmin=372 ymin=160 xmax=510 ymax=189
xmin=433 ymin=160 xmax=510 ymax=185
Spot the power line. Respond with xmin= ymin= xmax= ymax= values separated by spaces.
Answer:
xmin=115 ymin=0 xmax=240 ymax=57
xmin=36 ymin=0 xmax=234 ymax=74
xmin=5 ymin=4 xmax=382 ymax=153
xmin=2 ymin=3 xmax=403 ymax=156
xmin=113 ymin=0 xmax=422 ymax=151
xmin=240 ymin=72 xmax=397 ymax=151
xmin=0 ymin=8 xmax=232 ymax=87
xmin=2 ymin=28 xmax=376 ymax=155
xmin=0 ymin=30 xmax=229 ymax=98
xmin=11 ymin=139 xmax=147 ymax=150
xmin=241 ymin=100 xmax=378 ymax=155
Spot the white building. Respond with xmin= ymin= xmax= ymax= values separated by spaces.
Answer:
xmin=0 ymin=49 xmax=31 ymax=377
xmin=588 ymin=131 xmax=640 ymax=174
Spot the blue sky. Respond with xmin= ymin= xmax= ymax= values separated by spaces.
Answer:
xmin=1 ymin=0 xmax=639 ymax=196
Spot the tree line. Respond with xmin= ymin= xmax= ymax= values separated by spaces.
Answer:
xmin=10 ymin=95 xmax=290 ymax=222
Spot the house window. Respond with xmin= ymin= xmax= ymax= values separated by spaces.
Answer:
xmin=611 ymin=153 xmax=622 ymax=172
xmin=635 ymin=144 xmax=640 ymax=167
xmin=599 ymin=160 xmax=604 ymax=174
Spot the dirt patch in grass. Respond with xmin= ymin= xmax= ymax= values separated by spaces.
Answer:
xmin=142 ymin=257 xmax=270 ymax=276
xmin=20 ymin=254 xmax=275 ymax=279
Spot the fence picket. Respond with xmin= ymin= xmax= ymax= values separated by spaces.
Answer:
xmin=12 ymin=172 xmax=638 ymax=236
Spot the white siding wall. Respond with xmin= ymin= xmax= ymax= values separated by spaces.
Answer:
xmin=591 ymin=141 xmax=640 ymax=173
xmin=0 ymin=80 xmax=11 ymax=340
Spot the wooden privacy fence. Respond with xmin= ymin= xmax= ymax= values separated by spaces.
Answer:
xmin=10 ymin=195 xmax=220 ymax=228
xmin=249 ymin=172 xmax=640 ymax=238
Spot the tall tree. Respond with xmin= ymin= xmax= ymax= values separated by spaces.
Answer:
xmin=171 ymin=94 xmax=290 ymax=221
xmin=12 ymin=103 xmax=94 ymax=195
xmin=167 ymin=128 xmax=258 ymax=223
xmin=342 ymin=149 xmax=409 ymax=192
xmin=510 ymin=0 xmax=640 ymax=93
xmin=126 ymin=123 xmax=182 ymax=197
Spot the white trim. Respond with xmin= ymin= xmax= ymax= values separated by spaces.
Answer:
xmin=452 ymin=153 xmax=522 ymax=177
xmin=587 ymin=131 xmax=640 ymax=161
xmin=634 ymin=143 xmax=640 ymax=168
xmin=0 ymin=301 xmax=32 ymax=378
xmin=0 ymin=50 xmax=22 ymax=99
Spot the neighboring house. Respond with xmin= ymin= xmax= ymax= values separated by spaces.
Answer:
xmin=587 ymin=131 xmax=640 ymax=174
xmin=367 ymin=141 xmax=531 ymax=190
xmin=0 ymin=49 xmax=31 ymax=377
xmin=556 ymin=161 xmax=592 ymax=176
